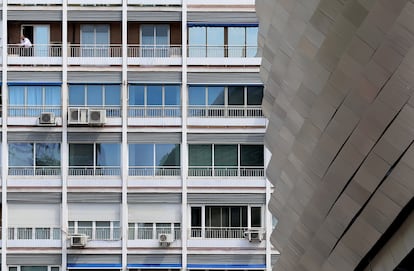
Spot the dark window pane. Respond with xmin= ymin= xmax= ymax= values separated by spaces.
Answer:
xmin=230 ymin=207 xmax=241 ymax=227
xmin=36 ymin=143 xmax=60 ymax=166
xmin=214 ymin=145 xmax=237 ymax=166
xmin=251 ymin=207 xmax=262 ymax=227
xmin=247 ymin=86 xmax=263 ymax=105
xmin=188 ymin=86 xmax=205 ymax=105
xmin=189 ymin=144 xmax=212 ymax=166
xmin=228 ymin=86 xmax=244 ymax=105
xmin=240 ymin=145 xmax=264 ymax=166
xmin=129 ymin=144 xmax=154 ymax=166
xmin=191 ymin=207 xmax=202 ymax=227
xmin=69 ymin=144 xmax=93 ymax=166
xmin=147 ymin=85 xmax=162 ymax=105
xmin=155 ymin=144 xmax=180 ymax=166
xmin=241 ymin=206 xmax=248 ymax=227
xmin=105 ymin=85 xmax=121 ymax=106
xmin=9 ymin=143 xmax=33 ymax=166
xmin=208 ymin=206 xmax=222 ymax=227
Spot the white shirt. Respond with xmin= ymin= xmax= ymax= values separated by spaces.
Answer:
xmin=20 ymin=37 xmax=32 ymax=48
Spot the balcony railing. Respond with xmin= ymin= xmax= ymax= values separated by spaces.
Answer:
xmin=188 ymin=166 xmax=264 ymax=177
xmin=190 ymin=227 xmax=250 ymax=239
xmin=128 ymin=106 xmax=181 ymax=117
xmin=68 ymin=226 xmax=121 ymax=241
xmin=128 ymin=166 xmax=181 ymax=176
xmin=128 ymin=45 xmax=182 ymax=58
xmin=68 ymin=166 xmax=121 ymax=176
xmin=188 ymin=45 xmax=258 ymax=58
xmin=70 ymin=106 xmax=121 ymax=118
xmin=8 ymin=44 xmax=62 ymax=57
xmin=8 ymin=227 xmax=61 ymax=240
xmin=8 ymin=106 xmax=62 ymax=117
xmin=128 ymin=226 xmax=181 ymax=240
xmin=69 ymin=44 xmax=122 ymax=58
xmin=8 ymin=166 xmax=61 ymax=176
xmin=188 ymin=106 xmax=263 ymax=118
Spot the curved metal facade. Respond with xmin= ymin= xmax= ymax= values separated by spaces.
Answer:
xmin=257 ymin=0 xmax=414 ymax=270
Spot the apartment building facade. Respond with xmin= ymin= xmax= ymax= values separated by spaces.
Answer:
xmin=0 ymin=0 xmax=277 ymax=271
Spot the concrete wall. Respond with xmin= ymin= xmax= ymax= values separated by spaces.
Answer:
xmin=256 ymin=0 xmax=414 ymax=270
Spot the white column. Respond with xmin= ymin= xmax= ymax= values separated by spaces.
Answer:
xmin=180 ymin=0 xmax=188 ymax=269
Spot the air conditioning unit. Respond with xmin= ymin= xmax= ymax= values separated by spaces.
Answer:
xmin=88 ymin=109 xmax=106 ymax=126
xmin=70 ymin=234 xmax=88 ymax=247
xmin=39 ymin=112 xmax=56 ymax=125
xmin=158 ymin=233 xmax=174 ymax=246
xmin=68 ymin=108 xmax=88 ymax=125
xmin=244 ymin=229 xmax=264 ymax=242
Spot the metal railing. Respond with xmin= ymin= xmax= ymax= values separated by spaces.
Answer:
xmin=128 ymin=226 xmax=181 ymax=240
xmin=69 ymin=44 xmax=122 ymax=57
xmin=69 ymin=106 xmax=121 ymax=118
xmin=190 ymin=227 xmax=249 ymax=239
xmin=129 ymin=166 xmax=181 ymax=176
xmin=8 ymin=106 xmax=62 ymax=117
xmin=8 ymin=166 xmax=61 ymax=176
xmin=188 ymin=166 xmax=264 ymax=177
xmin=68 ymin=226 xmax=121 ymax=241
xmin=8 ymin=227 xmax=61 ymax=240
xmin=8 ymin=44 xmax=62 ymax=57
xmin=128 ymin=45 xmax=182 ymax=58
xmin=68 ymin=166 xmax=121 ymax=176
xmin=188 ymin=106 xmax=263 ymax=118
xmin=188 ymin=45 xmax=258 ymax=58
xmin=128 ymin=106 xmax=181 ymax=117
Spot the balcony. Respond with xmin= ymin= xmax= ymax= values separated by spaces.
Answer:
xmin=128 ymin=226 xmax=181 ymax=240
xmin=128 ymin=105 xmax=181 ymax=126
xmin=8 ymin=166 xmax=61 ymax=176
xmin=190 ymin=227 xmax=249 ymax=239
xmin=127 ymin=45 xmax=181 ymax=65
xmin=7 ymin=44 xmax=62 ymax=65
xmin=188 ymin=166 xmax=264 ymax=177
xmin=68 ymin=0 xmax=122 ymax=4
xmin=128 ymin=0 xmax=181 ymax=5
xmin=128 ymin=166 xmax=181 ymax=177
xmin=8 ymin=0 xmax=62 ymax=4
xmin=8 ymin=227 xmax=61 ymax=247
xmin=188 ymin=106 xmax=263 ymax=118
xmin=68 ymin=166 xmax=121 ymax=176
xmin=8 ymin=106 xmax=62 ymax=117
xmin=187 ymin=45 xmax=261 ymax=66
xmin=69 ymin=226 xmax=121 ymax=241
xmin=68 ymin=44 xmax=122 ymax=65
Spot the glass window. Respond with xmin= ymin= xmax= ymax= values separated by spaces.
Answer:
xmin=95 ymin=221 xmax=110 ymax=240
xmin=228 ymin=27 xmax=245 ymax=57
xmin=188 ymin=86 xmax=205 ymax=105
xmin=155 ymin=144 xmax=180 ymax=166
xmin=164 ymin=85 xmax=180 ymax=105
xmin=96 ymin=143 xmax=120 ymax=166
xmin=45 ymin=86 xmax=61 ymax=105
xmin=69 ymin=144 xmax=93 ymax=166
xmin=191 ymin=207 xmax=202 ymax=227
xmin=9 ymin=86 xmax=25 ymax=105
xmin=9 ymin=143 xmax=33 ymax=166
xmin=207 ymin=27 xmax=224 ymax=57
xmin=78 ymin=221 xmax=93 ymax=237
xmin=129 ymin=144 xmax=153 ymax=167
xmin=214 ymin=145 xmax=237 ymax=166
xmin=105 ymin=85 xmax=121 ymax=106
xmin=246 ymin=27 xmax=258 ymax=57
xmin=129 ymin=85 xmax=145 ymax=106
xmin=27 ymin=86 xmax=42 ymax=106
xmin=147 ymin=85 xmax=163 ymax=105
xmin=208 ymin=86 xmax=225 ymax=106
xmin=251 ymin=207 xmax=262 ymax=227
xmin=247 ymin=86 xmax=263 ymax=105
xmin=36 ymin=143 xmax=60 ymax=167
xmin=69 ymin=84 xmax=120 ymax=107
xmin=69 ymin=85 xmax=85 ymax=105
xmin=189 ymin=144 xmax=212 ymax=166
xmin=87 ymin=85 xmax=102 ymax=106
xmin=21 ymin=267 xmax=48 ymax=271
xmin=228 ymin=86 xmax=244 ymax=105
xmin=188 ymin=27 xmax=206 ymax=57
xmin=240 ymin=145 xmax=264 ymax=166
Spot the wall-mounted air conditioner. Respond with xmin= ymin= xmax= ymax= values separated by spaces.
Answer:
xmin=158 ymin=233 xmax=174 ymax=246
xmin=88 ymin=109 xmax=106 ymax=126
xmin=38 ymin=112 xmax=56 ymax=125
xmin=244 ymin=229 xmax=264 ymax=242
xmin=70 ymin=234 xmax=88 ymax=247
xmin=68 ymin=108 xmax=88 ymax=125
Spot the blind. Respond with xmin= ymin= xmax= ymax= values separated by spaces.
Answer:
xmin=67 ymin=10 xmax=121 ymax=21
xmin=187 ymin=254 xmax=265 ymax=264
xmin=68 ymin=132 xmax=122 ymax=142
xmin=7 ymin=192 xmax=61 ymax=204
xmin=68 ymin=254 xmax=121 ymax=264
xmin=68 ymin=71 xmax=122 ymax=83
xmin=127 ymin=133 xmax=181 ymax=143
xmin=68 ymin=203 xmax=120 ymax=220
xmin=67 ymin=192 xmax=121 ymax=203
xmin=188 ymin=72 xmax=262 ymax=84
xmin=128 ymin=11 xmax=181 ymax=21
xmin=127 ymin=254 xmax=181 ymax=265
xmin=187 ymin=133 xmax=264 ymax=144
xmin=9 ymin=204 xmax=60 ymax=226
xmin=188 ymin=12 xmax=257 ymax=23
xmin=8 ymin=132 xmax=61 ymax=142
xmin=128 ymin=71 xmax=181 ymax=83
xmin=8 ymin=10 xmax=62 ymax=21
xmin=7 ymin=254 xmax=61 ymax=265
xmin=188 ymin=193 xmax=265 ymax=204
xmin=128 ymin=193 xmax=181 ymax=203
xmin=129 ymin=204 xmax=181 ymax=222
xmin=8 ymin=71 xmax=61 ymax=82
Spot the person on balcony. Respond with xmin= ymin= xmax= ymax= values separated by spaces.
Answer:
xmin=19 ymin=34 xmax=33 ymax=56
